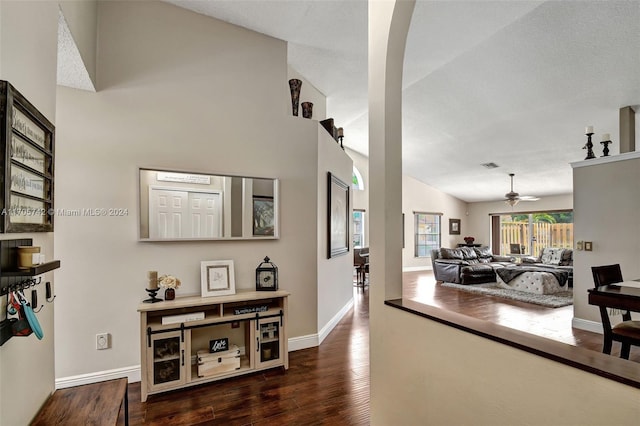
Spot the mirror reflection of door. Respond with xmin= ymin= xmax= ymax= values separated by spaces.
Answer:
xmin=149 ymin=187 xmax=222 ymax=238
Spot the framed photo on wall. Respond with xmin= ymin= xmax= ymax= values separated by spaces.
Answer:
xmin=328 ymin=172 xmax=350 ymax=258
xmin=253 ymin=196 xmax=275 ymax=236
xmin=201 ymin=260 xmax=236 ymax=297
xmin=449 ymin=218 xmax=461 ymax=235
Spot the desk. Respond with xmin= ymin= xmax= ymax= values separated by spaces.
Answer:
xmin=588 ymin=282 xmax=640 ymax=313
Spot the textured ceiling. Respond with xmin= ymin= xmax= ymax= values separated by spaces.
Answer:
xmin=61 ymin=1 xmax=640 ymax=202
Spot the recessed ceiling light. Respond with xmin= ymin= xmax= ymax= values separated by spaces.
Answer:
xmin=481 ymin=162 xmax=499 ymax=169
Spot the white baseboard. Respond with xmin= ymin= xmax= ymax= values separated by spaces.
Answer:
xmin=572 ymin=317 xmax=603 ymax=334
xmin=55 ymin=300 xmax=355 ymax=387
xmin=55 ymin=365 xmax=141 ymax=389
xmin=318 ymin=298 xmax=354 ymax=345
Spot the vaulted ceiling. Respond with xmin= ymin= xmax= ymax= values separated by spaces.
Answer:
xmin=65 ymin=1 xmax=640 ymax=202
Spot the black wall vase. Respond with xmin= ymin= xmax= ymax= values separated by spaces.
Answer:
xmin=288 ymin=79 xmax=302 ymax=116
xmin=301 ymin=102 xmax=313 ymax=119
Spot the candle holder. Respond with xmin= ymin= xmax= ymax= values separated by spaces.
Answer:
xmin=600 ymin=139 xmax=612 ymax=157
xmin=582 ymin=132 xmax=596 ymax=160
xmin=143 ymin=288 xmax=162 ymax=303
xmin=337 ymin=127 xmax=344 ymax=150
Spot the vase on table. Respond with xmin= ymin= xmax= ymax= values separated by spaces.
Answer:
xmin=164 ymin=288 xmax=175 ymax=301
xmin=288 ymin=79 xmax=302 ymax=116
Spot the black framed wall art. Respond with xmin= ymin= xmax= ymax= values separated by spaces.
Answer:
xmin=449 ymin=218 xmax=461 ymax=235
xmin=0 ymin=81 xmax=55 ymax=232
xmin=327 ymin=172 xmax=350 ymax=258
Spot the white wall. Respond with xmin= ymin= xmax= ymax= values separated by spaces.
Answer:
xmin=466 ymin=194 xmax=573 ymax=250
xmin=402 ymin=175 xmax=468 ymax=269
xmin=572 ymin=153 xmax=640 ymax=325
xmin=54 ymin=1 xmax=338 ymax=382
xmin=374 ymin=305 xmax=640 ymax=425
xmin=0 ymin=2 xmax=58 ymax=424
xmin=317 ymin=128 xmax=354 ymax=339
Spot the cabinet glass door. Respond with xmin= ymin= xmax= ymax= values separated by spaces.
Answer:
xmin=256 ymin=318 xmax=283 ymax=368
xmin=149 ymin=331 xmax=185 ymax=389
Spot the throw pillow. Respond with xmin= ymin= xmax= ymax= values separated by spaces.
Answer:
xmin=541 ymin=248 xmax=564 ymax=265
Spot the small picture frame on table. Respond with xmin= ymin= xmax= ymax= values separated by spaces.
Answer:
xmin=201 ymin=260 xmax=236 ymax=297
xmin=449 ymin=218 xmax=461 ymax=235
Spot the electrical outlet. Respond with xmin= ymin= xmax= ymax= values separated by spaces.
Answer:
xmin=96 ymin=333 xmax=110 ymax=350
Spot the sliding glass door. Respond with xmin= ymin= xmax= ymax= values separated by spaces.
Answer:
xmin=491 ymin=210 xmax=573 ymax=256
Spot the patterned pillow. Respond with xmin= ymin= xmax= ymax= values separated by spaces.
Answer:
xmin=541 ymin=248 xmax=564 ymax=265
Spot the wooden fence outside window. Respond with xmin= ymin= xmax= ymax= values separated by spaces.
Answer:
xmin=500 ymin=222 xmax=573 ymax=257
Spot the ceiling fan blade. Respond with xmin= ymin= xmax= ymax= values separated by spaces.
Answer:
xmin=519 ymin=196 xmax=540 ymax=201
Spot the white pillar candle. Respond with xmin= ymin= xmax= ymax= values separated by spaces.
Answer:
xmin=147 ymin=271 xmax=158 ymax=289
xmin=585 ymin=126 xmax=594 ymax=134
xmin=601 ymin=133 xmax=610 ymax=141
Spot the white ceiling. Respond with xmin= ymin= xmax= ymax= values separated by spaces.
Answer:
xmin=62 ymin=1 xmax=640 ymax=202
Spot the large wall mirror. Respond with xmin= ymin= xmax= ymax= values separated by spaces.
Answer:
xmin=139 ymin=168 xmax=279 ymax=241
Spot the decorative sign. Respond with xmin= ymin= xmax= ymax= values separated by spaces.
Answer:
xmin=233 ymin=305 xmax=268 ymax=315
xmin=157 ymin=171 xmax=211 ymax=185
xmin=1 ymin=80 xmax=55 ymax=233
xmin=11 ymin=133 xmax=46 ymax=173
xmin=12 ymin=108 xmax=45 ymax=148
xmin=209 ymin=337 xmax=229 ymax=353
xmin=11 ymin=165 xmax=45 ymax=199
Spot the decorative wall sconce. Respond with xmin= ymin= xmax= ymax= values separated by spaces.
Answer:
xmin=337 ymin=127 xmax=344 ymax=150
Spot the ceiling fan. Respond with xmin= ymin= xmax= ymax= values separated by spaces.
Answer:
xmin=504 ymin=173 xmax=540 ymax=206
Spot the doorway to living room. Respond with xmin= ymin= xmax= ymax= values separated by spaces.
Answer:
xmin=490 ymin=210 xmax=574 ymax=257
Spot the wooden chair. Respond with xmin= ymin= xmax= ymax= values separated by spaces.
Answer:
xmin=591 ymin=264 xmax=640 ymax=359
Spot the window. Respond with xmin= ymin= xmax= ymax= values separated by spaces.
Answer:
xmin=353 ymin=210 xmax=365 ymax=248
xmin=414 ymin=212 xmax=441 ymax=258
xmin=352 ymin=166 xmax=364 ymax=191
xmin=491 ymin=210 xmax=573 ymax=256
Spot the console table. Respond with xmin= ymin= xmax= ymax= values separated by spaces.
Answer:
xmin=138 ymin=290 xmax=289 ymax=401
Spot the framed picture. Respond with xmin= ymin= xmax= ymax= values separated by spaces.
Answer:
xmin=0 ymin=80 xmax=55 ymax=233
xmin=449 ymin=218 xmax=461 ymax=235
xmin=200 ymin=260 xmax=236 ymax=297
xmin=328 ymin=172 xmax=350 ymax=258
xmin=253 ymin=196 xmax=274 ymax=236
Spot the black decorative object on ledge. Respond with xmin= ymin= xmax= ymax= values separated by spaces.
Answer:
xmin=301 ymin=101 xmax=313 ymax=119
xmin=256 ymin=256 xmax=278 ymax=291
xmin=600 ymin=132 xmax=612 ymax=157
xmin=288 ymin=79 xmax=302 ymax=116
xmin=337 ymin=127 xmax=344 ymax=149
xmin=582 ymin=126 xmax=596 ymax=160
xmin=143 ymin=288 xmax=162 ymax=303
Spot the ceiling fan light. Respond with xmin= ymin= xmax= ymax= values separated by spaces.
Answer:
xmin=505 ymin=198 xmax=519 ymax=207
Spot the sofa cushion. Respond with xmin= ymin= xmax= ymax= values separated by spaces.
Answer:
xmin=440 ymin=248 xmax=464 ymax=260
xmin=474 ymin=246 xmax=493 ymax=261
xmin=541 ymin=248 xmax=564 ymax=265
xmin=461 ymin=264 xmax=494 ymax=273
xmin=460 ymin=247 xmax=478 ymax=261
xmin=560 ymin=249 xmax=573 ymax=266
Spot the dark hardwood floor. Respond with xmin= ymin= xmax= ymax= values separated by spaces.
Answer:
xmin=125 ymin=270 xmax=637 ymax=425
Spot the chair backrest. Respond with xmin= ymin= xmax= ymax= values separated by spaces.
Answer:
xmin=354 ymin=247 xmax=368 ymax=266
xmin=591 ymin=264 xmax=623 ymax=288
xmin=509 ymin=244 xmax=521 ymax=254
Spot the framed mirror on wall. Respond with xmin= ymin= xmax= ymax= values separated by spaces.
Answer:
xmin=138 ymin=168 xmax=279 ymax=241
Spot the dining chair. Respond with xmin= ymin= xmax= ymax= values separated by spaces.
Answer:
xmin=353 ymin=248 xmax=369 ymax=287
xmin=591 ymin=264 xmax=640 ymax=359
